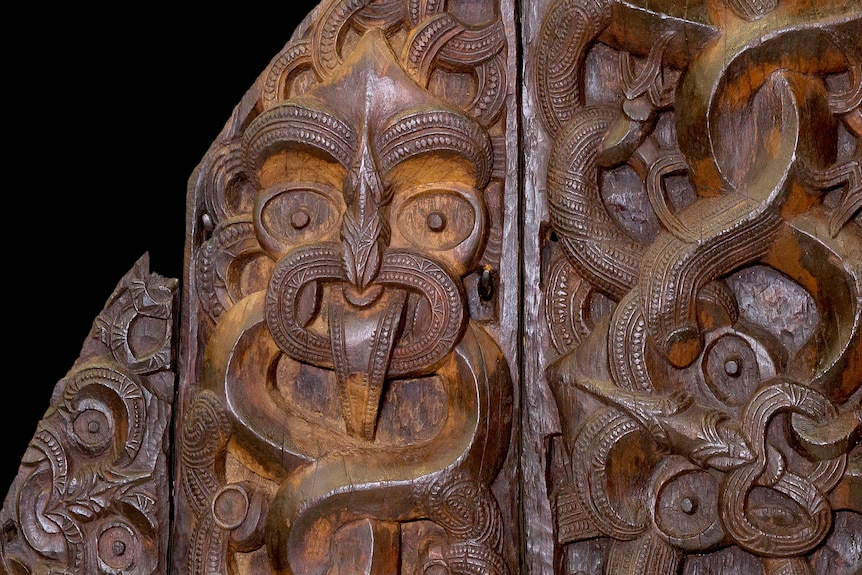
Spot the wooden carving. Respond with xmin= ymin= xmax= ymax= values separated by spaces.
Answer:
xmin=523 ymin=0 xmax=861 ymax=574
xmin=170 ymin=1 xmax=520 ymax=574
xmin=4 ymin=1 xmax=862 ymax=574
xmin=0 ymin=256 xmax=177 ymax=575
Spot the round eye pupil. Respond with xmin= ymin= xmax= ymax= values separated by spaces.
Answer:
xmin=724 ymin=358 xmax=741 ymax=377
xmin=426 ymin=211 xmax=447 ymax=232
xmin=291 ymin=209 xmax=311 ymax=230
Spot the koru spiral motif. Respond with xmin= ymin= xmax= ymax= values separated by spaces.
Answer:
xmin=4 ymin=2 xmax=861 ymax=575
xmin=540 ymin=0 xmax=861 ymax=574
xmin=0 ymin=259 xmax=176 ymax=575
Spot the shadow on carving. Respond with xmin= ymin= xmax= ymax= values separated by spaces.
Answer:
xmin=0 ymin=255 xmax=177 ymax=575
xmin=171 ymin=1 xmax=519 ymax=574
xmin=537 ymin=1 xmax=861 ymax=574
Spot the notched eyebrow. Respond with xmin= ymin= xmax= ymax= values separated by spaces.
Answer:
xmin=376 ymin=109 xmax=494 ymax=188
xmin=243 ymin=102 xmax=358 ymax=183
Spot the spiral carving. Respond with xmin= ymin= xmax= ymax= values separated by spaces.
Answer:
xmin=541 ymin=2 xmax=862 ymax=574
xmin=570 ymin=408 xmax=650 ymax=540
xmin=180 ymin=390 xmax=232 ymax=476
xmin=265 ymin=243 xmax=466 ymax=377
xmin=425 ymin=473 xmax=503 ymax=547
xmin=61 ymin=363 xmax=146 ymax=467
xmin=196 ymin=138 xmax=253 ymax=226
xmin=180 ymin=391 xmax=235 ymax=575
xmin=720 ymin=379 xmax=845 ymax=557
xmin=1 ymin=262 xmax=173 ymax=575
xmin=196 ymin=217 xmax=270 ymax=321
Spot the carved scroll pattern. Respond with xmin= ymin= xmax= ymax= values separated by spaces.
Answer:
xmin=0 ymin=257 xmax=177 ymax=575
xmin=538 ymin=1 xmax=861 ymax=574
xmin=176 ymin=1 xmax=517 ymax=574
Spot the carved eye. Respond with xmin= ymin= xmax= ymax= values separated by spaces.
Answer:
xmin=256 ymin=183 xmax=343 ymax=255
xmin=702 ymin=332 xmax=762 ymax=407
xmin=396 ymin=189 xmax=477 ymax=251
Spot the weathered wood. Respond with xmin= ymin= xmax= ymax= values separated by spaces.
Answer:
xmin=0 ymin=256 xmax=177 ymax=574
xmin=2 ymin=1 xmax=861 ymax=574
xmin=523 ymin=0 xmax=861 ymax=574
xmin=170 ymin=1 xmax=520 ymax=573
xmin=1 ymin=8 xmax=320 ymax=502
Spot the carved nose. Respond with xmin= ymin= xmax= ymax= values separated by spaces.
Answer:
xmin=340 ymin=123 xmax=390 ymax=296
xmin=340 ymin=212 xmax=385 ymax=294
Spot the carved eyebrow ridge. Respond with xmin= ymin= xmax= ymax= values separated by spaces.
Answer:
xmin=376 ymin=109 xmax=494 ymax=187
xmin=243 ymin=102 xmax=358 ymax=184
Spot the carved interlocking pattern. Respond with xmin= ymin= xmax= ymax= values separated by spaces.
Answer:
xmin=0 ymin=258 xmax=177 ymax=574
xmin=1 ymin=1 xmax=860 ymax=575
xmin=172 ymin=0 xmax=519 ymax=574
xmin=531 ymin=1 xmax=861 ymax=574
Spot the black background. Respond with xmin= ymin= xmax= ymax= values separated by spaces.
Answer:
xmin=4 ymin=4 xmax=320 ymax=499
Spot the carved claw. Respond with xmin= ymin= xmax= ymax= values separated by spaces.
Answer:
xmin=570 ymin=376 xmax=754 ymax=470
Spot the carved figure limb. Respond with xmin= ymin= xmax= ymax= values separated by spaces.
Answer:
xmin=539 ymin=1 xmax=862 ymax=574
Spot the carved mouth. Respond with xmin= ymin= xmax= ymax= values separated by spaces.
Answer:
xmin=327 ymin=285 xmax=406 ymax=438
xmin=265 ymin=243 xmax=466 ymax=438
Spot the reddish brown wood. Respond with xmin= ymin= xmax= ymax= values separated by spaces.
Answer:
xmin=2 ymin=1 xmax=860 ymax=574
xmin=0 ymin=256 xmax=177 ymax=575
xmin=170 ymin=1 xmax=520 ymax=574
xmin=523 ymin=0 xmax=861 ymax=574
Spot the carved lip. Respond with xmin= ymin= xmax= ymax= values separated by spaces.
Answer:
xmin=265 ymin=242 xmax=467 ymax=379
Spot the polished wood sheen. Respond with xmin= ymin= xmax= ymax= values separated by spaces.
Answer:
xmin=1 ymin=1 xmax=859 ymax=574
xmin=522 ymin=0 xmax=861 ymax=574
xmin=170 ymin=1 xmax=520 ymax=574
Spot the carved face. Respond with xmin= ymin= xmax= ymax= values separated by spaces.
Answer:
xmin=253 ymin=140 xmax=488 ymax=281
xmin=241 ymin=30 xmax=494 ymax=440
xmin=181 ymin=15 xmax=515 ymax=575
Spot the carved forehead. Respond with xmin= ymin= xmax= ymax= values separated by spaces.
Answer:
xmin=243 ymin=29 xmax=493 ymax=187
xmin=309 ymin=29 xmax=426 ymax=131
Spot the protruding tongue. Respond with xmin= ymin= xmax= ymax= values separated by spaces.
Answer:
xmin=328 ymin=286 xmax=408 ymax=440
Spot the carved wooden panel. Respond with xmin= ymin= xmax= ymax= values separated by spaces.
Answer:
xmin=0 ymin=257 xmax=177 ymax=575
xmin=3 ymin=1 xmax=861 ymax=574
xmin=170 ymin=1 xmax=520 ymax=574
xmin=522 ymin=1 xmax=861 ymax=574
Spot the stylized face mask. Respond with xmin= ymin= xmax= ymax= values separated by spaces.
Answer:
xmin=243 ymin=30 xmax=494 ymax=439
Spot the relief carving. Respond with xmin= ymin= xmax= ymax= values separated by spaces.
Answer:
xmin=0 ymin=257 xmax=177 ymax=575
xmin=3 ymin=1 xmax=861 ymax=574
xmin=172 ymin=1 xmax=519 ymax=573
xmin=529 ymin=0 xmax=861 ymax=573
